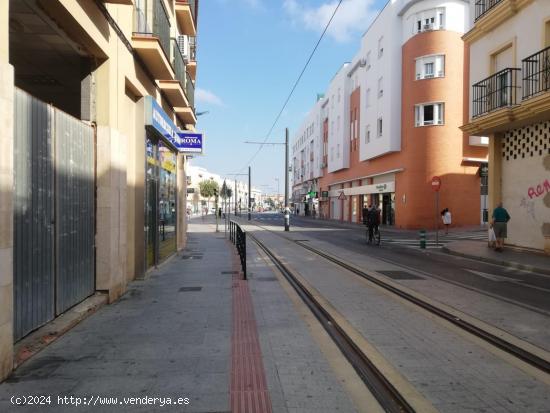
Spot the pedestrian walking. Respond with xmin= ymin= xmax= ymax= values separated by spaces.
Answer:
xmin=441 ymin=208 xmax=452 ymax=234
xmin=492 ymin=202 xmax=511 ymax=252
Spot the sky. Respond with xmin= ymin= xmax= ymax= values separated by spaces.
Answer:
xmin=192 ymin=0 xmax=387 ymax=195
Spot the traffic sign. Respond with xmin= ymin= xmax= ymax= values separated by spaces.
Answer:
xmin=338 ymin=191 xmax=347 ymax=201
xmin=431 ymin=176 xmax=442 ymax=192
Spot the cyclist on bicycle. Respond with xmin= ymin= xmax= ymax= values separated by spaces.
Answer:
xmin=366 ymin=204 xmax=380 ymax=243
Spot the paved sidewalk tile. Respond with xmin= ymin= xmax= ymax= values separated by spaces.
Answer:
xmin=0 ymin=222 xmax=233 ymax=413
xmin=444 ymin=240 xmax=550 ymax=275
xmin=246 ymin=240 xmax=359 ymax=413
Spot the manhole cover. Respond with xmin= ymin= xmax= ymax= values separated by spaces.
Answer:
xmin=256 ymin=277 xmax=277 ymax=282
xmin=221 ymin=271 xmax=239 ymax=274
xmin=181 ymin=255 xmax=203 ymax=260
xmin=377 ymin=270 xmax=424 ymax=280
xmin=179 ymin=287 xmax=202 ymax=292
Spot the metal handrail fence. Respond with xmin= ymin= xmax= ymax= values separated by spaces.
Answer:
xmin=472 ymin=68 xmax=521 ymax=117
xmin=474 ymin=0 xmax=503 ymax=22
xmin=229 ymin=221 xmax=247 ymax=280
xmin=133 ymin=0 xmax=171 ymax=60
xmin=185 ymin=70 xmax=195 ymax=110
xmin=172 ymin=39 xmax=187 ymax=90
xmin=522 ymin=46 xmax=550 ymax=100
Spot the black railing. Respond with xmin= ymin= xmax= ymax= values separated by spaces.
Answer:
xmin=153 ymin=0 xmax=170 ymax=59
xmin=185 ymin=70 xmax=194 ymax=110
xmin=229 ymin=221 xmax=246 ymax=279
xmin=172 ymin=39 xmax=187 ymax=89
xmin=133 ymin=0 xmax=171 ymax=60
xmin=189 ymin=36 xmax=197 ymax=61
xmin=474 ymin=0 xmax=503 ymax=21
xmin=523 ymin=46 xmax=550 ymax=100
xmin=472 ymin=68 xmax=521 ymax=117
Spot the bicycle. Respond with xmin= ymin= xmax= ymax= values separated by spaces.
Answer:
xmin=366 ymin=224 xmax=381 ymax=246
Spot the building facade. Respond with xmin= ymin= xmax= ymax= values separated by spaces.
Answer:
xmin=292 ymin=0 xmax=488 ymax=229
xmin=0 ymin=0 xmax=199 ymax=381
xmin=462 ymin=0 xmax=550 ymax=253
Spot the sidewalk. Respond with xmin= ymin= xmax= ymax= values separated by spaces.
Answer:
xmin=443 ymin=240 xmax=550 ymax=275
xmin=0 ymin=218 xmax=361 ymax=413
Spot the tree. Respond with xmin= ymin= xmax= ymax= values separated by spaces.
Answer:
xmin=199 ymin=179 xmax=219 ymax=211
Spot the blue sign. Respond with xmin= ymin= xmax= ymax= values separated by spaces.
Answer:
xmin=176 ymin=132 xmax=203 ymax=153
xmin=144 ymin=96 xmax=203 ymax=154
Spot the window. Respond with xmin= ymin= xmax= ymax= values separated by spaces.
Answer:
xmin=377 ymin=117 xmax=383 ymax=137
xmin=416 ymin=55 xmax=445 ymax=80
xmin=414 ymin=8 xmax=445 ymax=34
xmin=365 ymin=125 xmax=371 ymax=143
xmin=415 ymin=103 xmax=444 ymax=126
xmin=378 ymin=77 xmax=383 ymax=98
xmin=331 ymin=147 xmax=334 ymax=161
xmin=378 ymin=37 xmax=384 ymax=58
xmin=366 ymin=51 xmax=371 ymax=69
xmin=366 ymin=88 xmax=371 ymax=107
xmin=337 ymin=144 xmax=340 ymax=158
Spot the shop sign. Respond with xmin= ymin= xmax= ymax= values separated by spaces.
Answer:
xmin=187 ymin=188 xmax=195 ymax=194
xmin=321 ymin=191 xmax=329 ymax=198
xmin=375 ymin=184 xmax=387 ymax=193
xmin=176 ymin=131 xmax=204 ymax=154
xmin=479 ymin=164 xmax=488 ymax=177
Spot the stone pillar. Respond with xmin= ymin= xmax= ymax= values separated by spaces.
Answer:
xmin=0 ymin=0 xmax=14 ymax=382
xmin=177 ymin=153 xmax=187 ymax=251
xmin=488 ymin=133 xmax=502 ymax=215
xmin=96 ymin=126 xmax=128 ymax=302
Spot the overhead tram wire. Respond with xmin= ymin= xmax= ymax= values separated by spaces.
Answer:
xmin=232 ymin=0 xmax=345 ymax=174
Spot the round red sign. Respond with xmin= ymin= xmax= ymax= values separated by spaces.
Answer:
xmin=431 ymin=176 xmax=442 ymax=192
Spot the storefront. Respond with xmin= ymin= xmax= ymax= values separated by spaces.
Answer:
xmin=143 ymin=97 xmax=203 ymax=269
xmin=329 ymin=181 xmax=395 ymax=225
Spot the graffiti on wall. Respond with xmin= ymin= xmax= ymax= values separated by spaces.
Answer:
xmin=543 ymin=155 xmax=550 ymax=240
xmin=527 ymin=179 xmax=550 ymax=199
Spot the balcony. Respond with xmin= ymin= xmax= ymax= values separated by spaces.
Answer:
xmin=175 ymin=71 xmax=196 ymax=125
xmin=187 ymin=36 xmax=197 ymax=80
xmin=472 ymin=68 xmax=520 ymax=118
xmin=103 ymin=0 xmax=133 ymax=4
xmin=523 ymin=46 xmax=550 ymax=100
xmin=175 ymin=0 xmax=197 ymax=36
xmin=132 ymin=0 xmax=173 ymax=80
xmin=158 ymin=40 xmax=188 ymax=107
xmin=474 ymin=0 xmax=503 ymax=21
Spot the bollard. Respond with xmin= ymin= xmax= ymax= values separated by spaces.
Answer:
xmin=419 ymin=229 xmax=426 ymax=249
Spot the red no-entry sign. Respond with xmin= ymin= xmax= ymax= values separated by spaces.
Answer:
xmin=431 ymin=176 xmax=442 ymax=192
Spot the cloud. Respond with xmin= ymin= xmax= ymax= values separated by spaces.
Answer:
xmin=283 ymin=0 xmax=378 ymax=43
xmin=195 ymin=88 xmax=225 ymax=107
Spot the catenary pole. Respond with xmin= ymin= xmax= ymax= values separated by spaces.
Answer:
xmin=285 ymin=128 xmax=290 ymax=231
xmin=248 ymin=166 xmax=251 ymax=221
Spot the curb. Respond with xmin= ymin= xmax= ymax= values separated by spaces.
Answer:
xmin=442 ymin=246 xmax=550 ymax=276
xmin=13 ymin=293 xmax=108 ymax=370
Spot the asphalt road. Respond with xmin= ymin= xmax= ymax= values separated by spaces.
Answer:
xmin=249 ymin=212 xmax=550 ymax=314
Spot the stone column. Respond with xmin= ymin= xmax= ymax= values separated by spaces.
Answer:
xmin=0 ymin=0 xmax=14 ymax=382
xmin=488 ymin=133 xmax=503 ymax=214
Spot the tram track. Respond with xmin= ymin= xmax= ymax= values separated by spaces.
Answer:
xmin=247 ymin=231 xmax=416 ymax=413
xmin=244 ymin=221 xmax=550 ymax=377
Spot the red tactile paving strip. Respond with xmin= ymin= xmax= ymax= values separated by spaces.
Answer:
xmin=231 ymin=254 xmax=273 ymax=413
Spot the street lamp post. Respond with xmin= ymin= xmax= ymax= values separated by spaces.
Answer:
xmin=248 ymin=166 xmax=251 ymax=221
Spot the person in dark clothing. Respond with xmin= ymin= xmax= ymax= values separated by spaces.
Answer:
xmin=362 ymin=206 xmax=369 ymax=225
xmin=492 ymin=202 xmax=511 ymax=252
xmin=366 ymin=205 xmax=380 ymax=243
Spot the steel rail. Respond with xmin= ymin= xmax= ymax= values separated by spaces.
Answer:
xmin=248 ymin=232 xmax=415 ymax=413
xmin=249 ymin=221 xmax=550 ymax=375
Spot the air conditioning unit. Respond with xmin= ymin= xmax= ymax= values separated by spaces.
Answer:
xmin=416 ymin=73 xmax=421 ymax=80
xmin=437 ymin=70 xmax=444 ymax=77
xmin=423 ymin=24 xmax=434 ymax=31
xmin=424 ymin=73 xmax=434 ymax=79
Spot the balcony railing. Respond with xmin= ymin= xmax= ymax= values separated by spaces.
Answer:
xmin=189 ymin=36 xmax=197 ymax=61
xmin=172 ymin=39 xmax=187 ymax=89
xmin=522 ymin=46 xmax=550 ymax=100
xmin=472 ymin=68 xmax=521 ymax=117
xmin=133 ymin=0 xmax=171 ymax=59
xmin=184 ymin=70 xmax=194 ymax=110
xmin=474 ymin=0 xmax=503 ymax=22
